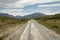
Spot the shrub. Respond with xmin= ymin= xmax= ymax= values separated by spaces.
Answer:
xmin=51 ymin=25 xmax=59 ymax=28
xmin=0 ymin=24 xmax=2 ymax=27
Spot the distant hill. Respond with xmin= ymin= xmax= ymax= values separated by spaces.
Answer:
xmin=0 ymin=13 xmax=22 ymax=18
xmin=43 ymin=13 xmax=60 ymax=20
xmin=35 ymin=13 xmax=60 ymax=20
xmin=23 ymin=13 xmax=46 ymax=19
xmin=35 ymin=13 xmax=60 ymax=35
xmin=0 ymin=13 xmax=46 ymax=19
xmin=14 ymin=16 xmax=23 ymax=19
xmin=0 ymin=13 xmax=14 ymax=17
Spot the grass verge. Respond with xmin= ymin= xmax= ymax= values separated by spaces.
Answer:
xmin=35 ymin=13 xmax=60 ymax=34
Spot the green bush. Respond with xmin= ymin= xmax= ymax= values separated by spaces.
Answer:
xmin=51 ymin=25 xmax=59 ymax=28
xmin=0 ymin=24 xmax=2 ymax=27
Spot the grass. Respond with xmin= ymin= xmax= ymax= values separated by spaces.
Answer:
xmin=35 ymin=19 xmax=60 ymax=34
xmin=35 ymin=13 xmax=60 ymax=34
xmin=0 ymin=16 xmax=28 ymax=26
xmin=0 ymin=16 xmax=28 ymax=38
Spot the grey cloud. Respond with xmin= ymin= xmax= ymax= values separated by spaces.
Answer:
xmin=0 ymin=0 xmax=20 ymax=8
xmin=0 ymin=0 xmax=19 ymax=4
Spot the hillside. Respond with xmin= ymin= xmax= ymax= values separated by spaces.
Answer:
xmin=0 ymin=13 xmax=46 ymax=19
xmin=23 ymin=13 xmax=45 ymax=19
xmin=35 ymin=13 xmax=60 ymax=34
xmin=0 ymin=13 xmax=22 ymax=19
xmin=0 ymin=13 xmax=14 ymax=17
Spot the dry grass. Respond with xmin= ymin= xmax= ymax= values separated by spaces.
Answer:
xmin=0 ymin=16 xmax=28 ymax=38
xmin=36 ymin=19 xmax=60 ymax=34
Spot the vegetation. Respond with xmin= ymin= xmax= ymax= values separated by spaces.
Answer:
xmin=0 ymin=16 xmax=28 ymax=38
xmin=35 ymin=13 xmax=60 ymax=34
xmin=0 ymin=16 xmax=28 ymax=27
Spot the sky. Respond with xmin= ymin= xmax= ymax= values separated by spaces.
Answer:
xmin=0 ymin=0 xmax=60 ymax=16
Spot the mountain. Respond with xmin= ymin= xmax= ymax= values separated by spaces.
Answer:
xmin=23 ymin=13 xmax=46 ymax=19
xmin=0 ymin=13 xmax=14 ymax=17
xmin=14 ymin=16 xmax=23 ymax=19
xmin=0 ymin=13 xmax=46 ymax=19
xmin=0 ymin=13 xmax=23 ymax=19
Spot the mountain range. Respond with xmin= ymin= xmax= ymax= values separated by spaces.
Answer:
xmin=23 ymin=13 xmax=45 ymax=19
xmin=0 ymin=13 xmax=46 ymax=19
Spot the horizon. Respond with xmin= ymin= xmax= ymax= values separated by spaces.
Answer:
xmin=0 ymin=12 xmax=59 ymax=16
xmin=0 ymin=0 xmax=60 ymax=16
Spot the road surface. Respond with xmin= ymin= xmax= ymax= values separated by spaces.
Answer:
xmin=0 ymin=20 xmax=60 ymax=40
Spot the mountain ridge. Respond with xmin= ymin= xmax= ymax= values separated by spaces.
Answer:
xmin=0 ymin=13 xmax=46 ymax=19
xmin=23 ymin=13 xmax=46 ymax=19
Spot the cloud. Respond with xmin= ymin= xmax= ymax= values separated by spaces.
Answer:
xmin=0 ymin=0 xmax=19 ymax=3
xmin=0 ymin=0 xmax=59 ymax=8
xmin=0 ymin=0 xmax=60 ymax=16
xmin=0 ymin=9 xmax=25 ymax=16
xmin=38 ymin=4 xmax=60 ymax=7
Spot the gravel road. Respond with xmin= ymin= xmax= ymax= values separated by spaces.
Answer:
xmin=0 ymin=20 xmax=60 ymax=40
